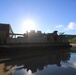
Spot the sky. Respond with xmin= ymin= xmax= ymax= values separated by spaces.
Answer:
xmin=0 ymin=0 xmax=76 ymax=34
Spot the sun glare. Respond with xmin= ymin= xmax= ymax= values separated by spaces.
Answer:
xmin=22 ymin=20 xmax=36 ymax=33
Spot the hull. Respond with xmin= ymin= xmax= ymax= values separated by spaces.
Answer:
xmin=0 ymin=42 xmax=72 ymax=51
xmin=0 ymin=43 xmax=72 ymax=57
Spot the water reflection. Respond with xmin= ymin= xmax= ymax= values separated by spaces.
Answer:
xmin=0 ymin=48 xmax=76 ymax=75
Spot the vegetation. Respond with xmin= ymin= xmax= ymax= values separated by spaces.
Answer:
xmin=69 ymin=37 xmax=76 ymax=44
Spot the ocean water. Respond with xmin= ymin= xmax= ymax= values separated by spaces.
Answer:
xmin=0 ymin=47 xmax=76 ymax=75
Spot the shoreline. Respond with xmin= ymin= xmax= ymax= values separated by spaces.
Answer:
xmin=70 ymin=44 xmax=76 ymax=52
xmin=70 ymin=44 xmax=76 ymax=47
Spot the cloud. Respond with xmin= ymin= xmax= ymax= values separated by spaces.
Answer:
xmin=64 ymin=22 xmax=76 ymax=30
xmin=56 ymin=25 xmax=64 ymax=28
xmin=55 ymin=22 xmax=76 ymax=32
xmin=68 ymin=22 xmax=76 ymax=30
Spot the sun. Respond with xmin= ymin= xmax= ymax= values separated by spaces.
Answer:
xmin=22 ymin=20 xmax=36 ymax=33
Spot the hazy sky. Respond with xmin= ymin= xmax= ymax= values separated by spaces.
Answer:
xmin=0 ymin=0 xmax=76 ymax=34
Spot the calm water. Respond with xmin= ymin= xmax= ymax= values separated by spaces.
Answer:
xmin=0 ymin=47 xmax=76 ymax=75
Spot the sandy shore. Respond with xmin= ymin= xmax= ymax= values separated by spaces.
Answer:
xmin=70 ymin=44 xmax=76 ymax=52
xmin=70 ymin=44 xmax=76 ymax=47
